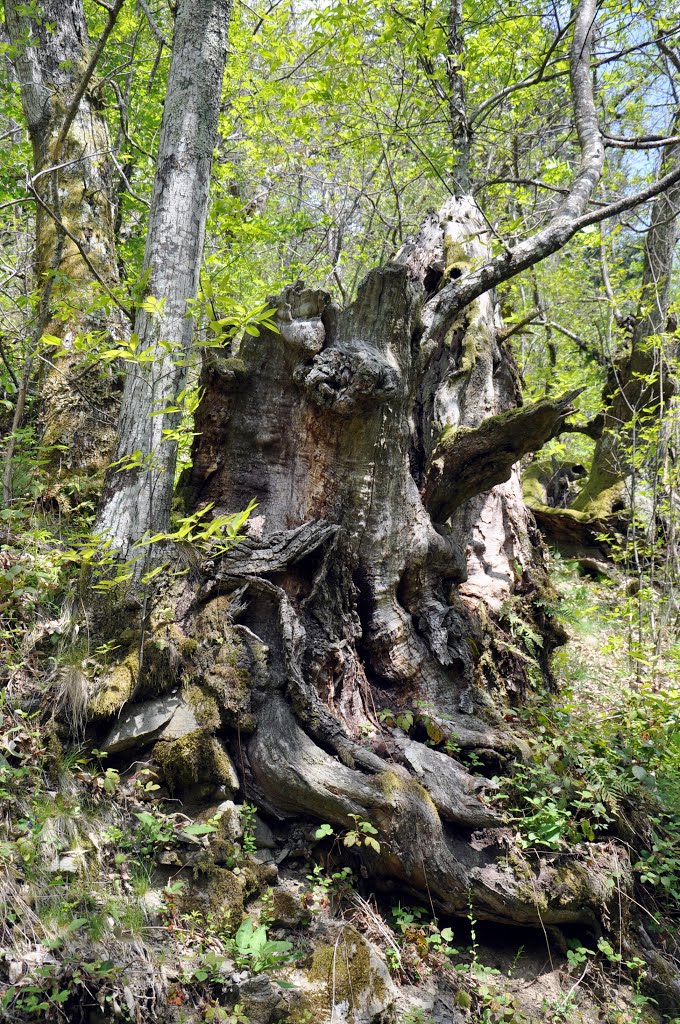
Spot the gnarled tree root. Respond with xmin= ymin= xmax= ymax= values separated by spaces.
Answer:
xmin=248 ymin=695 xmax=629 ymax=930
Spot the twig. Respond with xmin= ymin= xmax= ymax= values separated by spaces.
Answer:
xmin=0 ymin=334 xmax=19 ymax=389
xmin=28 ymin=183 xmax=133 ymax=322
xmin=138 ymin=0 xmax=169 ymax=48
xmin=599 ymin=227 xmax=623 ymax=324
xmin=604 ymin=133 xmax=680 ymax=150
xmin=2 ymin=221 xmax=65 ymax=504
xmin=499 ymin=307 xmax=542 ymax=340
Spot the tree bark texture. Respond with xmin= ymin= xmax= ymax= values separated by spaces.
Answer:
xmin=96 ymin=0 xmax=232 ymax=560
xmin=5 ymin=0 xmax=124 ymax=484
xmin=181 ymin=197 xmax=626 ymax=928
xmin=572 ymin=137 xmax=680 ymax=517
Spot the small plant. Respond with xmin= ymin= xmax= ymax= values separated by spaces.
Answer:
xmin=305 ymin=863 xmax=354 ymax=909
xmin=379 ymin=707 xmax=414 ymax=732
xmin=400 ymin=1011 xmax=435 ymax=1024
xmin=314 ymin=814 xmax=381 ymax=853
xmin=390 ymin=903 xmax=459 ymax=963
xmin=228 ymin=917 xmax=297 ymax=974
xmin=240 ymin=802 xmax=258 ymax=854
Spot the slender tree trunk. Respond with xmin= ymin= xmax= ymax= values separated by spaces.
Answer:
xmin=4 ymin=0 xmax=125 ymax=492
xmin=96 ymin=0 xmax=232 ymax=563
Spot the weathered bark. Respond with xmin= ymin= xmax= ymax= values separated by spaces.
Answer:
xmin=183 ymin=196 xmax=625 ymax=929
xmin=96 ymin=0 xmax=233 ymax=562
xmin=572 ymin=137 xmax=680 ymax=517
xmin=4 ymin=0 xmax=125 ymax=489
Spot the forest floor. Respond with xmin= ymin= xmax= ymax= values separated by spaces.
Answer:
xmin=0 ymin=553 xmax=678 ymax=1023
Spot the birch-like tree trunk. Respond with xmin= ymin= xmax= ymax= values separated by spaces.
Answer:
xmin=96 ymin=0 xmax=232 ymax=561
xmin=4 ymin=0 xmax=124 ymax=492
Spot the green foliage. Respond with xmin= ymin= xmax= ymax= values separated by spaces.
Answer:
xmin=228 ymin=917 xmax=297 ymax=974
xmin=239 ymin=802 xmax=258 ymax=854
xmin=389 ymin=903 xmax=459 ymax=967
xmin=305 ymin=863 xmax=354 ymax=913
xmin=313 ymin=814 xmax=381 ymax=853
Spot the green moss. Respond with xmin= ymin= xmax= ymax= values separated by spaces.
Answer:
xmin=455 ymin=990 xmax=472 ymax=1009
xmin=374 ymin=771 xmax=438 ymax=823
xmin=270 ymin=888 xmax=309 ymax=928
xmin=87 ymin=649 xmax=138 ymax=720
xmin=553 ymin=862 xmax=602 ymax=908
xmin=152 ymin=730 xmax=236 ymax=793
xmin=286 ymin=991 xmax=328 ymax=1024
xmin=178 ymin=864 xmax=245 ymax=925
xmin=521 ymin=462 xmax=549 ymax=507
xmin=443 ymin=237 xmax=472 ymax=276
xmin=309 ymin=926 xmax=386 ymax=1010
xmin=458 ymin=311 xmax=490 ymax=374
xmin=184 ymin=684 xmax=221 ymax=730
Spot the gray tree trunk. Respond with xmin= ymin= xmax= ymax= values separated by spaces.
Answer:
xmin=4 ymin=0 xmax=124 ymax=490
xmin=96 ymin=0 xmax=232 ymax=562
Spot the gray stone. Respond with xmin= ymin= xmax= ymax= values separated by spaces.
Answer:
xmin=236 ymin=973 xmax=286 ymax=1024
xmin=253 ymin=814 xmax=276 ymax=849
xmin=100 ymin=694 xmax=181 ymax=753
xmin=215 ymin=800 xmax=244 ymax=841
xmin=310 ymin=922 xmax=397 ymax=1024
xmin=158 ymin=702 xmax=200 ymax=741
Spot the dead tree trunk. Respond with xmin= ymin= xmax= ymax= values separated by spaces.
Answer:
xmin=183 ymin=197 xmax=625 ymax=928
xmin=572 ymin=138 xmax=680 ymax=518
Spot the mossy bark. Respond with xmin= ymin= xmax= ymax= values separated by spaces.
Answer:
xmin=571 ymin=138 xmax=680 ymax=519
xmin=5 ymin=0 xmax=125 ymax=485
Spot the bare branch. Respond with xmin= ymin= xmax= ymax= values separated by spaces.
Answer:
xmin=426 ymin=0 xmax=605 ymax=340
xmin=499 ymin=307 xmax=542 ymax=340
xmin=658 ymin=38 xmax=680 ymax=78
xmin=469 ymin=21 xmax=571 ymax=128
xmin=545 ymin=319 xmax=607 ymax=365
xmin=423 ymin=6 xmax=680 ymax=343
xmin=561 ymin=415 xmax=604 ymax=439
xmin=139 ymin=0 xmax=170 ymax=48
xmin=599 ymin=230 xmax=623 ymax=325
xmin=604 ymin=133 xmax=680 ymax=150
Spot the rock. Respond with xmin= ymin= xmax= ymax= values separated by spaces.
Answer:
xmin=253 ymin=814 xmax=276 ymax=849
xmin=158 ymin=701 xmax=200 ymax=740
xmin=140 ymin=889 xmax=166 ymax=924
xmin=58 ymin=855 xmax=83 ymax=873
xmin=152 ymin=730 xmax=239 ymax=794
xmin=157 ymin=850 xmax=181 ymax=865
xmin=8 ymin=962 xmax=24 ymax=984
xmin=252 ymin=849 xmax=276 ymax=865
xmin=269 ymin=884 xmax=309 ymax=929
xmin=234 ymin=972 xmax=287 ymax=1023
xmin=214 ymin=800 xmax=243 ymax=841
xmin=100 ymin=694 xmax=181 ymax=753
xmin=302 ymin=922 xmax=397 ymax=1023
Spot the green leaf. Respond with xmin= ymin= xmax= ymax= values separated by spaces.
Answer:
xmin=181 ymin=823 xmax=218 ymax=837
